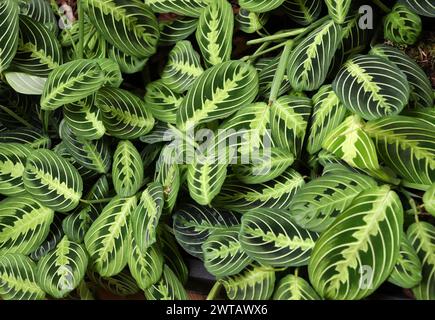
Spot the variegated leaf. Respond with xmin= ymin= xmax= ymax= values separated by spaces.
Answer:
xmin=287 ymin=19 xmax=342 ymax=91
xmin=112 ymin=140 xmax=144 ymax=197
xmin=307 ymin=84 xmax=347 ymax=155
xmin=60 ymin=120 xmax=111 ymax=174
xmin=23 ymin=149 xmax=83 ymax=213
xmin=131 ymin=182 xmax=164 ymax=252
xmin=238 ymin=0 xmax=285 ymax=13
xmin=96 ymin=86 xmax=155 ymax=139
xmin=407 ymin=221 xmax=435 ymax=300
xmin=41 ymin=59 xmax=105 ymax=111
xmin=273 ymin=273 xmax=321 ymax=300
xmin=0 ymin=143 xmax=32 ymax=196
xmin=332 ymin=54 xmax=410 ymax=120
xmin=283 ymin=0 xmax=322 ymax=26
xmin=221 ymin=264 xmax=275 ymax=300
xmin=257 ymin=56 xmax=291 ymax=98
xmin=399 ymin=0 xmax=435 ymax=17
xmin=236 ymin=8 xmax=268 ymax=33
xmin=146 ymin=0 xmax=210 ymax=17
xmin=369 ymin=44 xmax=433 ymax=109
xmin=144 ymin=265 xmax=188 ymax=300
xmin=0 ymin=0 xmax=19 ymax=73
xmin=270 ymin=95 xmax=312 ymax=157
xmin=144 ymin=80 xmax=183 ymax=124
xmin=325 ymin=0 xmax=353 ymax=24
xmin=388 ymin=234 xmax=422 ymax=289
xmin=159 ymin=226 xmax=189 ymax=284
xmin=36 ymin=236 xmax=88 ymax=298
xmin=83 ymin=0 xmax=159 ymax=58
xmin=176 ymin=60 xmax=258 ymax=131
xmin=161 ymin=40 xmax=203 ymax=93
xmin=159 ymin=16 xmax=198 ymax=46
xmin=309 ymin=185 xmax=403 ymax=300
xmin=423 ymin=183 xmax=435 ymax=217
xmin=240 ymin=208 xmax=318 ymax=267
xmin=87 ymin=268 xmax=140 ymax=297
xmin=365 ymin=116 xmax=435 ymax=190
xmin=29 ymin=215 xmax=64 ymax=261
xmin=213 ymin=169 xmax=305 ymax=213
xmin=0 ymin=128 xmax=50 ymax=149
xmin=107 ymin=44 xmax=148 ymax=74
xmin=84 ymin=196 xmax=136 ymax=277
xmin=196 ymin=0 xmax=233 ymax=67
xmin=128 ymin=237 xmax=163 ymax=291
xmin=0 ymin=195 xmax=53 ymax=255
xmin=173 ymin=204 xmax=240 ymax=260
xmin=0 ymin=253 xmax=45 ymax=300
xmin=289 ymin=172 xmax=377 ymax=232
xmin=12 ymin=15 xmax=62 ymax=76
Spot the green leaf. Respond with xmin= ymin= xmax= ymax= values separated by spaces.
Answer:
xmin=289 ymin=172 xmax=377 ymax=232
xmin=222 ymin=264 xmax=275 ymax=300
xmin=63 ymin=95 xmax=106 ymax=141
xmin=0 ymin=0 xmax=19 ymax=73
xmin=307 ymin=84 xmax=347 ymax=155
xmin=176 ymin=60 xmax=258 ymax=131
xmin=95 ymin=58 xmax=123 ymax=87
xmin=202 ymin=227 xmax=252 ymax=278
xmin=384 ymin=4 xmax=422 ymax=45
xmin=0 ymin=128 xmax=51 ymax=149
xmin=270 ymin=95 xmax=312 ymax=157
xmin=196 ymin=0 xmax=233 ymax=67
xmin=36 ymin=236 xmax=88 ymax=298
xmin=173 ymin=204 xmax=240 ymax=260
xmin=84 ymin=196 xmax=136 ymax=277
xmin=128 ymin=237 xmax=163 ymax=291
xmin=12 ymin=15 xmax=62 ymax=76
xmin=0 ymin=253 xmax=45 ymax=300
xmin=0 ymin=195 xmax=53 ymax=255
xmin=369 ymin=44 xmax=433 ymax=109
xmin=236 ymin=8 xmax=269 ymax=33
xmin=131 ymin=182 xmax=164 ymax=252
xmin=62 ymin=175 xmax=111 ymax=243
xmin=365 ymin=115 xmax=435 ymax=190
xmin=23 ymin=149 xmax=83 ymax=213
xmin=107 ymin=44 xmax=148 ymax=74
xmin=144 ymin=80 xmax=183 ymax=124
xmin=159 ymin=16 xmax=198 ymax=46
xmin=399 ymin=0 xmax=435 ymax=17
xmin=407 ymin=221 xmax=435 ymax=300
xmin=23 ymin=0 xmax=58 ymax=34
xmin=187 ymin=154 xmax=228 ymax=206
xmin=0 ymin=143 xmax=33 ymax=196
xmin=159 ymin=226 xmax=189 ymax=285
xmin=238 ymin=0 xmax=285 ymax=13
xmin=161 ymin=40 xmax=203 ymax=93
xmin=332 ymin=54 xmax=410 ymax=120
xmin=282 ymin=0 xmax=322 ymax=26
xmin=146 ymin=0 xmax=210 ymax=17
xmin=388 ymin=234 xmax=422 ymax=289
xmin=4 ymin=71 xmax=47 ymax=95
xmin=240 ymin=208 xmax=318 ymax=267
xmin=96 ymin=86 xmax=155 ymax=139
xmin=257 ymin=56 xmax=291 ymax=99
xmin=155 ymin=145 xmax=181 ymax=213
xmin=144 ymin=265 xmax=188 ymax=300
xmin=87 ymin=268 xmax=140 ymax=296
xmin=324 ymin=0 xmax=352 ymax=24
xmin=214 ymin=169 xmax=305 ymax=213
xmin=273 ymin=274 xmax=321 ymax=300
xmin=233 ymin=147 xmax=295 ymax=185
xmin=309 ymin=185 xmax=403 ymax=300
xmin=322 ymin=115 xmax=380 ymax=172
xmin=423 ymin=184 xmax=435 ymax=217
xmin=60 ymin=120 xmax=112 ymax=174
xmin=41 ymin=59 xmax=105 ymax=111
xmin=83 ymin=0 xmax=159 ymax=58
xmin=29 ymin=215 xmax=64 ymax=261
xmin=112 ymin=140 xmax=144 ymax=197
xmin=287 ymin=19 xmax=342 ymax=91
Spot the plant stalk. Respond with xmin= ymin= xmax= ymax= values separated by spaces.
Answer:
xmin=268 ymin=40 xmax=293 ymax=105
xmin=78 ymin=0 xmax=84 ymax=59
xmin=0 ymin=105 xmax=33 ymax=128
xmin=207 ymin=281 xmax=223 ymax=300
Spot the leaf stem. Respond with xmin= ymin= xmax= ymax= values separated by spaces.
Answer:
xmin=372 ymin=0 xmax=391 ymax=13
xmin=0 ymin=105 xmax=33 ymax=128
xmin=78 ymin=0 xmax=84 ymax=59
xmin=206 ymin=280 xmax=223 ymax=300
xmin=268 ymin=40 xmax=293 ymax=105
xmin=242 ymin=41 xmax=288 ymax=61
xmin=247 ymin=28 xmax=307 ymax=45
